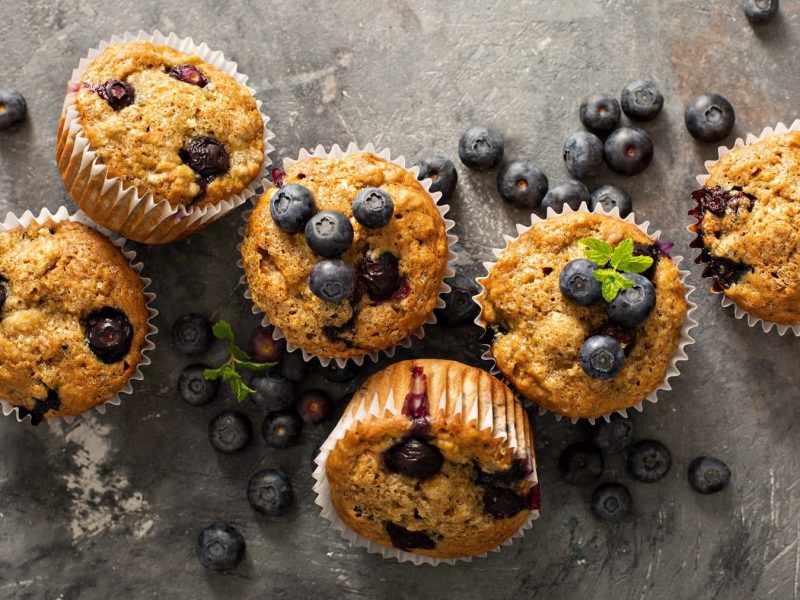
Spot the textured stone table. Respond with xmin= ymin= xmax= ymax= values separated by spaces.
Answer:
xmin=1 ymin=1 xmax=798 ymax=598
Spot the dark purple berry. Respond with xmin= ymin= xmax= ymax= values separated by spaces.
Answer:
xmin=604 ymin=127 xmax=654 ymax=175
xmin=271 ymin=183 xmax=315 ymax=233
xmin=305 ymin=210 xmax=354 ymax=257
xmin=249 ymin=372 xmax=294 ymax=412
xmin=541 ymin=180 xmax=591 ymax=213
xmin=579 ymin=335 xmax=624 ymax=380
xmin=195 ymin=523 xmax=245 ymax=571
xmin=321 ymin=360 xmax=359 ymax=383
xmin=248 ymin=326 xmax=284 ymax=363
xmin=497 ymin=159 xmax=549 ymax=208
xmin=484 ymin=486 xmax=523 ymax=519
xmin=357 ymin=252 xmax=400 ymax=301
xmin=690 ymin=186 xmax=755 ymax=218
xmin=605 ymin=274 xmax=656 ymax=327
xmin=437 ymin=273 xmax=480 ymax=325
xmin=208 ymin=410 xmax=252 ymax=453
xmin=272 ymin=168 xmax=286 ymax=188
xmin=296 ymin=390 xmax=332 ymax=425
xmin=279 ymin=350 xmax=309 ymax=382
xmin=458 ymin=126 xmax=504 ymax=170
xmin=352 ymin=188 xmax=394 ymax=229
xmin=383 ymin=438 xmax=444 ymax=480
xmin=262 ymin=411 xmax=301 ymax=448
xmin=167 ymin=64 xmax=208 ymax=87
xmin=309 ymin=259 xmax=356 ymax=302
xmin=685 ymin=93 xmax=735 ymax=143
xmin=632 ymin=242 xmax=662 ymax=280
xmin=247 ymin=469 xmax=293 ymax=515
xmin=627 ymin=440 xmax=671 ymax=483
xmin=595 ymin=321 xmax=637 ymax=355
xmin=559 ymin=259 xmax=602 ymax=306
xmin=742 ymin=0 xmax=779 ymax=24
xmin=85 ymin=307 xmax=133 ymax=364
xmin=688 ymin=456 xmax=731 ymax=494
xmin=0 ymin=89 xmax=27 ymax=130
xmin=620 ymin=80 xmax=664 ymax=121
xmin=590 ymin=185 xmax=632 ymax=217
xmin=178 ymin=363 xmax=220 ymax=406
xmin=100 ymin=80 xmax=135 ymax=111
xmin=580 ymin=92 xmax=621 ymax=136
xmin=591 ymin=413 xmax=634 ymax=453
xmin=559 ymin=442 xmax=604 ymax=485
xmin=414 ymin=155 xmax=458 ymax=201
xmin=171 ymin=313 xmax=212 ymax=356
xmin=179 ymin=136 xmax=230 ymax=179
xmin=385 ymin=522 xmax=436 ymax=551
xmin=0 ymin=282 xmax=6 ymax=314
xmin=591 ymin=483 xmax=632 ymax=523
xmin=563 ymin=131 xmax=604 ymax=179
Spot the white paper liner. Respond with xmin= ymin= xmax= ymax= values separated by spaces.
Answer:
xmin=56 ymin=30 xmax=275 ymax=244
xmin=693 ymin=120 xmax=800 ymax=336
xmin=311 ymin=362 xmax=540 ymax=565
xmin=237 ymin=142 xmax=458 ymax=368
xmin=474 ymin=203 xmax=699 ymax=425
xmin=0 ymin=206 xmax=158 ymax=425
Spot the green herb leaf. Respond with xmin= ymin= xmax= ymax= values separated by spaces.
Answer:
xmin=231 ymin=376 xmax=256 ymax=402
xmin=610 ymin=239 xmax=634 ymax=270
xmin=212 ymin=320 xmax=235 ymax=343
xmin=229 ymin=344 xmax=250 ymax=361
xmin=203 ymin=365 xmax=228 ymax=380
xmin=235 ymin=359 xmax=276 ymax=371
xmin=579 ymin=238 xmax=614 ymax=266
xmin=617 ymin=254 xmax=654 ymax=274
xmin=593 ymin=269 xmax=634 ymax=302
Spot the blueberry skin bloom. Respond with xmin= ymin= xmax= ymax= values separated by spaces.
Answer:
xmin=352 ymin=188 xmax=394 ymax=229
xmin=688 ymin=456 xmax=732 ymax=494
xmin=304 ymin=210 xmax=354 ymax=257
xmin=620 ymin=80 xmax=664 ymax=121
xmin=579 ymin=92 xmax=621 ymax=136
xmin=590 ymin=185 xmax=632 ymax=217
xmin=605 ymin=273 xmax=656 ymax=327
xmin=195 ymin=523 xmax=246 ymax=571
xmin=604 ymin=127 xmax=654 ymax=176
xmin=563 ymin=131 xmax=604 ymax=179
xmin=559 ymin=259 xmax=602 ymax=306
xmin=579 ymin=335 xmax=625 ymax=380
xmin=458 ymin=126 xmax=504 ymax=170
xmin=414 ymin=155 xmax=458 ymax=201
xmin=590 ymin=483 xmax=632 ymax=523
xmin=0 ymin=89 xmax=27 ymax=130
xmin=685 ymin=93 xmax=735 ymax=143
xmin=497 ymin=159 xmax=549 ymax=208
xmin=308 ymin=259 xmax=356 ymax=302
xmin=270 ymin=184 xmax=316 ymax=233
xmin=541 ymin=180 xmax=591 ymax=213
xmin=742 ymin=0 xmax=779 ymax=24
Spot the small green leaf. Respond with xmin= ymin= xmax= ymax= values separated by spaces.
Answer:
xmin=619 ymin=254 xmax=654 ymax=274
xmin=231 ymin=377 xmax=255 ymax=402
xmin=212 ymin=320 xmax=235 ymax=343
xmin=203 ymin=365 xmax=228 ymax=381
xmin=579 ymin=238 xmax=614 ymax=266
xmin=610 ymin=239 xmax=634 ymax=270
xmin=601 ymin=278 xmax=619 ymax=303
xmin=229 ymin=344 xmax=250 ymax=361
xmin=235 ymin=359 xmax=276 ymax=371
xmin=595 ymin=269 xmax=634 ymax=302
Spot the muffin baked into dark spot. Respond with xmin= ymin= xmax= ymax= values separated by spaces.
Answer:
xmin=385 ymin=521 xmax=436 ymax=551
xmin=17 ymin=386 xmax=62 ymax=426
xmin=85 ymin=307 xmax=134 ymax=364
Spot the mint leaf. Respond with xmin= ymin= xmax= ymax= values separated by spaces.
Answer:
xmin=231 ymin=377 xmax=255 ymax=402
xmin=203 ymin=365 xmax=229 ymax=380
xmin=594 ymin=269 xmax=634 ymax=302
xmin=579 ymin=238 xmax=614 ymax=266
xmin=212 ymin=320 xmax=235 ymax=343
xmin=610 ymin=239 xmax=634 ymax=270
xmin=229 ymin=344 xmax=250 ymax=361
xmin=618 ymin=254 xmax=654 ymax=274
xmin=235 ymin=359 xmax=275 ymax=371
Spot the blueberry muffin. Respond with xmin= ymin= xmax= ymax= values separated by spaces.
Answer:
xmin=690 ymin=130 xmax=800 ymax=325
xmin=320 ymin=359 xmax=539 ymax=560
xmin=477 ymin=212 xmax=690 ymax=420
xmin=0 ymin=221 xmax=150 ymax=423
xmin=241 ymin=152 xmax=449 ymax=360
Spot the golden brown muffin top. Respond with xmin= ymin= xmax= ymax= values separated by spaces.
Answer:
xmin=0 ymin=221 xmax=149 ymax=421
xmin=75 ymin=41 xmax=263 ymax=208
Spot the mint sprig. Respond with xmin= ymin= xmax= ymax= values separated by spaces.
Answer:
xmin=579 ymin=237 xmax=654 ymax=302
xmin=203 ymin=320 xmax=275 ymax=402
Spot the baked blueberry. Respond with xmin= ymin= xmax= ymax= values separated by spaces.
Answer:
xmin=279 ymin=351 xmax=309 ymax=382
xmin=605 ymin=273 xmax=656 ymax=327
xmin=352 ymin=188 xmax=394 ymax=229
xmin=0 ymin=89 xmax=27 ymax=130
xmin=541 ymin=180 xmax=591 ymax=213
xmin=627 ymin=440 xmax=671 ymax=483
xmin=357 ymin=252 xmax=400 ymax=301
xmin=296 ymin=390 xmax=332 ymax=424
xmin=0 ymin=281 xmax=7 ymax=315
xmin=179 ymin=136 xmax=229 ymax=179
xmin=248 ymin=325 xmax=285 ymax=363
xmin=563 ymin=131 xmax=604 ymax=179
xmin=383 ymin=438 xmax=444 ymax=480
xmin=171 ymin=313 xmax=212 ymax=356
xmin=590 ymin=483 xmax=632 ymax=523
xmin=385 ymin=522 xmax=436 ymax=551
xmin=309 ymin=259 xmax=356 ymax=302
xmin=85 ymin=307 xmax=133 ymax=364
xmin=100 ymin=80 xmax=135 ymax=111
xmin=414 ymin=155 xmax=458 ymax=200
xmin=604 ymin=127 xmax=653 ymax=176
xmin=579 ymin=335 xmax=624 ymax=380
xmin=633 ymin=242 xmax=662 ymax=280
xmin=270 ymin=184 xmax=316 ymax=233
xmin=579 ymin=92 xmax=621 ymax=136
xmin=262 ymin=411 xmax=301 ymax=448
xmin=620 ymin=80 xmax=664 ymax=121
xmin=458 ymin=126 xmax=504 ymax=170
xmin=688 ymin=456 xmax=731 ymax=494
xmin=247 ymin=469 xmax=293 ymax=515
xmin=685 ymin=93 xmax=735 ymax=143
xmin=178 ymin=363 xmax=220 ymax=406
xmin=483 ymin=486 xmax=524 ymax=519
xmin=595 ymin=321 xmax=637 ymax=355
xmin=305 ymin=210 xmax=354 ymax=257
xmin=249 ymin=372 xmax=294 ymax=412
xmin=321 ymin=360 xmax=359 ymax=383
xmin=590 ymin=185 xmax=632 ymax=217
xmin=167 ymin=64 xmax=208 ymax=87
xmin=559 ymin=259 xmax=602 ymax=306
xmin=208 ymin=410 xmax=252 ymax=453
xmin=591 ymin=413 xmax=634 ymax=454
xmin=437 ymin=273 xmax=480 ymax=325
xmin=496 ymin=159 xmax=549 ymax=208
xmin=559 ymin=442 xmax=604 ymax=485
xmin=195 ymin=523 xmax=246 ymax=571
xmin=742 ymin=0 xmax=779 ymax=23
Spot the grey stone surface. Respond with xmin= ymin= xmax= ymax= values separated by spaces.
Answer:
xmin=0 ymin=1 xmax=799 ymax=598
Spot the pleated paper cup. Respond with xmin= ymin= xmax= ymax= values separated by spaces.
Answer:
xmin=238 ymin=142 xmax=458 ymax=368
xmin=311 ymin=359 xmax=540 ymax=565
xmin=55 ymin=30 xmax=274 ymax=244
xmin=0 ymin=206 xmax=158 ymax=425
xmin=475 ymin=203 xmax=698 ymax=425
xmin=691 ymin=120 xmax=800 ymax=336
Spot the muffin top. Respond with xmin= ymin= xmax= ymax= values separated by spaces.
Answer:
xmin=691 ymin=130 xmax=800 ymax=325
xmin=74 ymin=41 xmax=264 ymax=208
xmin=0 ymin=221 xmax=150 ymax=422
xmin=324 ymin=359 xmax=537 ymax=559
xmin=241 ymin=153 xmax=449 ymax=360
xmin=478 ymin=212 xmax=688 ymax=419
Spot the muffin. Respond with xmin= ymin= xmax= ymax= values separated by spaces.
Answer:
xmin=315 ymin=359 xmax=539 ymax=561
xmin=56 ymin=36 xmax=267 ymax=243
xmin=241 ymin=151 xmax=450 ymax=362
xmin=0 ymin=220 xmax=150 ymax=423
xmin=477 ymin=211 xmax=692 ymax=421
xmin=690 ymin=129 xmax=800 ymax=327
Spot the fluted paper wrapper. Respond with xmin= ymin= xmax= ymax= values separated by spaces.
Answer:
xmin=475 ymin=203 xmax=698 ymax=425
xmin=693 ymin=120 xmax=800 ymax=336
xmin=311 ymin=361 xmax=540 ymax=565
xmin=238 ymin=142 xmax=458 ymax=368
xmin=55 ymin=30 xmax=274 ymax=244
xmin=0 ymin=206 xmax=158 ymax=424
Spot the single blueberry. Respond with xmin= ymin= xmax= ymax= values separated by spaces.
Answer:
xmin=627 ymin=439 xmax=672 ymax=483
xmin=171 ymin=313 xmax=212 ymax=356
xmin=496 ymin=159 xmax=549 ymax=208
xmin=208 ymin=410 xmax=252 ymax=454
xmin=437 ymin=273 xmax=480 ymax=325
xmin=483 ymin=486 xmax=524 ymax=519
xmin=85 ymin=307 xmax=133 ymax=364
xmin=385 ymin=522 xmax=436 ymax=551
xmin=605 ymin=273 xmax=656 ymax=327
xmin=0 ymin=89 xmax=27 ymax=130
xmin=0 ymin=280 xmax=7 ymax=315
xmin=100 ymin=80 xmax=135 ymax=111
xmin=270 ymin=184 xmax=316 ymax=233
xmin=305 ymin=211 xmax=354 ymax=257
xmin=248 ymin=325 xmax=285 ymax=363
xmin=590 ymin=185 xmax=632 ymax=217
xmin=249 ymin=372 xmax=294 ymax=413
xmin=262 ymin=411 xmax=301 ymax=448
xmin=279 ymin=351 xmax=309 ymax=382
xmin=742 ymin=0 xmax=779 ymax=23
xmin=309 ymin=259 xmax=356 ymax=302
xmin=597 ymin=320 xmax=638 ymax=355
xmin=414 ymin=155 xmax=458 ymax=200
xmin=167 ymin=64 xmax=208 ymax=87
xmin=620 ymin=80 xmax=664 ymax=121
xmin=559 ymin=259 xmax=602 ymax=306
xmin=458 ymin=126 xmax=504 ymax=170
xmin=559 ymin=442 xmax=604 ymax=486
xmin=352 ymin=188 xmax=394 ymax=229
xmin=563 ymin=131 xmax=604 ymax=179
xmin=247 ymin=469 xmax=293 ymax=515
xmin=320 ymin=360 xmax=359 ymax=383
xmin=357 ymin=252 xmax=400 ymax=301
xmin=591 ymin=413 xmax=634 ymax=453
xmin=685 ymin=93 xmax=736 ymax=143
xmin=178 ymin=363 xmax=220 ymax=406
xmin=541 ymin=180 xmax=591 ymax=213
xmin=604 ymin=127 xmax=654 ymax=176
xmin=383 ymin=438 xmax=444 ymax=480
xmin=179 ymin=136 xmax=229 ymax=178
xmin=296 ymin=389 xmax=332 ymax=425
xmin=579 ymin=335 xmax=625 ymax=380
xmin=590 ymin=483 xmax=632 ymax=523
xmin=195 ymin=523 xmax=246 ymax=571
xmin=688 ymin=456 xmax=732 ymax=494
xmin=579 ymin=92 xmax=621 ymax=136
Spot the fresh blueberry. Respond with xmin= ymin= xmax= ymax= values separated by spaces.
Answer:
xmin=579 ymin=92 xmax=621 ymax=136
xmin=604 ymin=127 xmax=653 ymax=176
xmin=685 ymin=93 xmax=735 ymax=143
xmin=249 ymin=372 xmax=294 ymax=412
xmin=579 ymin=335 xmax=625 ymax=380
xmin=483 ymin=486 xmax=524 ymax=519
xmin=627 ymin=440 xmax=671 ymax=483
xmin=247 ymin=469 xmax=293 ymax=515
xmin=590 ymin=185 xmax=632 ymax=217
xmin=559 ymin=442 xmax=604 ymax=485
xmin=563 ymin=131 xmax=604 ymax=179
xmin=270 ymin=184 xmax=316 ymax=233
xmin=0 ymin=89 xmax=27 ymax=130
xmin=688 ymin=456 xmax=732 ymax=494
xmin=208 ymin=410 xmax=252 ymax=453
xmin=171 ymin=314 xmax=212 ymax=356
xmin=279 ymin=351 xmax=309 ymax=382
xmin=352 ymin=188 xmax=394 ymax=229
xmin=85 ymin=307 xmax=133 ymax=364
xmin=195 ymin=523 xmax=245 ymax=571
xmin=383 ymin=438 xmax=444 ymax=480
xmin=742 ymin=0 xmax=779 ymax=23
xmin=620 ymin=80 xmax=664 ymax=121
xmin=437 ymin=273 xmax=480 ymax=325
xmin=304 ymin=211 xmax=354 ymax=257
xmin=167 ymin=64 xmax=208 ymax=87
xmin=357 ymin=252 xmax=401 ymax=301
xmin=559 ymin=259 xmax=602 ymax=306
xmin=262 ymin=411 xmax=301 ymax=448
xmin=590 ymin=483 xmax=632 ymax=523
xmin=541 ymin=180 xmax=591 ymax=213
xmin=385 ymin=522 xmax=436 ymax=551
xmin=496 ymin=159 xmax=549 ymax=208
xmin=100 ymin=80 xmax=135 ymax=111
xmin=296 ymin=390 xmax=332 ymax=425
xmin=458 ymin=126 xmax=504 ymax=170
xmin=605 ymin=273 xmax=656 ymax=327
xmin=178 ymin=363 xmax=220 ymax=406
xmin=179 ymin=136 xmax=229 ymax=179
xmin=248 ymin=325 xmax=285 ymax=363
xmin=414 ymin=155 xmax=458 ymax=200
xmin=309 ymin=259 xmax=356 ymax=302
xmin=591 ymin=414 xmax=634 ymax=454
xmin=321 ymin=361 xmax=359 ymax=383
